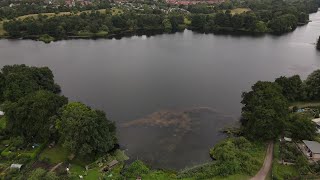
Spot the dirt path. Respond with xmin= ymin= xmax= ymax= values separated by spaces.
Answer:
xmin=50 ymin=162 xmax=63 ymax=172
xmin=250 ymin=142 xmax=274 ymax=180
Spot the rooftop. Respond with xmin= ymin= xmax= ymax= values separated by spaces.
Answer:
xmin=10 ymin=164 xmax=23 ymax=169
xmin=312 ymin=118 xmax=320 ymax=123
xmin=108 ymin=160 xmax=119 ymax=167
xmin=303 ymin=140 xmax=320 ymax=154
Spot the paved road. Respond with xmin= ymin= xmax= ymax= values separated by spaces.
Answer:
xmin=250 ymin=142 xmax=274 ymax=180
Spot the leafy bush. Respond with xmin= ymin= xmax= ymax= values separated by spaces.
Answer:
xmin=10 ymin=136 xmax=24 ymax=149
xmin=281 ymin=143 xmax=301 ymax=162
xmin=124 ymin=160 xmax=150 ymax=178
xmin=180 ymin=137 xmax=264 ymax=179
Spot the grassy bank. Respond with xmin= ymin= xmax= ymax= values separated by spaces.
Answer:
xmin=178 ymin=138 xmax=266 ymax=180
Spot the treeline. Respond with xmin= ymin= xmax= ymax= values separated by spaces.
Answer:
xmin=3 ymin=11 xmax=186 ymax=39
xmin=317 ymin=36 xmax=320 ymax=50
xmin=189 ymin=0 xmax=318 ymax=33
xmin=241 ymin=69 xmax=320 ymax=141
xmin=2 ymin=0 xmax=320 ymax=40
xmin=0 ymin=0 xmax=111 ymax=20
xmin=0 ymin=64 xmax=117 ymax=158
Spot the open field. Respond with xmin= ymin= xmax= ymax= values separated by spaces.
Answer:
xmin=231 ymin=8 xmax=251 ymax=14
xmin=223 ymin=8 xmax=251 ymax=15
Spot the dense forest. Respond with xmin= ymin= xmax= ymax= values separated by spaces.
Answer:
xmin=2 ymin=0 xmax=319 ymax=41
xmin=0 ymin=64 xmax=117 ymax=159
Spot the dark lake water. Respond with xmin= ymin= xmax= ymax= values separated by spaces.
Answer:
xmin=0 ymin=10 xmax=320 ymax=170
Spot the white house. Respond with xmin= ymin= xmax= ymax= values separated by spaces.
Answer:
xmin=0 ymin=111 xmax=4 ymax=116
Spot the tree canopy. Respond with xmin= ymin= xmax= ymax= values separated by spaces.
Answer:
xmin=56 ymin=102 xmax=117 ymax=157
xmin=209 ymin=137 xmax=260 ymax=176
xmin=3 ymin=90 xmax=67 ymax=142
xmin=241 ymin=81 xmax=289 ymax=140
xmin=0 ymin=64 xmax=61 ymax=102
xmin=305 ymin=70 xmax=320 ymax=100
xmin=275 ymin=75 xmax=304 ymax=102
xmin=287 ymin=114 xmax=317 ymax=140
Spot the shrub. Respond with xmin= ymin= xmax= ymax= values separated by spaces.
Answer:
xmin=124 ymin=160 xmax=150 ymax=178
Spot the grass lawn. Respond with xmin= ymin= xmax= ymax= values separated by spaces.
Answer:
xmin=110 ymin=8 xmax=123 ymax=15
xmin=39 ymin=145 xmax=69 ymax=164
xmin=0 ymin=117 xmax=6 ymax=130
xmin=272 ymin=162 xmax=298 ymax=180
xmin=230 ymin=8 xmax=251 ymax=15
xmin=86 ymin=167 xmax=101 ymax=179
xmin=70 ymin=164 xmax=105 ymax=179
xmin=105 ymin=163 xmax=124 ymax=179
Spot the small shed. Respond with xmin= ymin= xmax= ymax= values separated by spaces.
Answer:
xmin=284 ymin=137 xmax=292 ymax=142
xmin=101 ymin=160 xmax=119 ymax=172
xmin=0 ymin=111 xmax=4 ymax=116
xmin=10 ymin=164 xmax=23 ymax=171
xmin=280 ymin=137 xmax=292 ymax=142
xmin=108 ymin=160 xmax=119 ymax=169
xmin=303 ymin=140 xmax=320 ymax=159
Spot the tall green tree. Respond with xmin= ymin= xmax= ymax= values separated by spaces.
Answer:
xmin=241 ymin=81 xmax=289 ymax=140
xmin=305 ymin=69 xmax=320 ymax=100
xmin=288 ymin=114 xmax=317 ymax=140
xmin=56 ymin=102 xmax=117 ymax=157
xmin=1 ymin=64 xmax=61 ymax=102
xmin=275 ymin=75 xmax=303 ymax=102
xmin=4 ymin=90 xmax=67 ymax=142
xmin=0 ymin=72 xmax=5 ymax=102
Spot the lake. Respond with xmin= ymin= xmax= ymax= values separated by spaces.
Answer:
xmin=0 ymin=10 xmax=320 ymax=170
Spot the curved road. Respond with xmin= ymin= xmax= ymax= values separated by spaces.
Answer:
xmin=251 ymin=142 xmax=274 ymax=180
